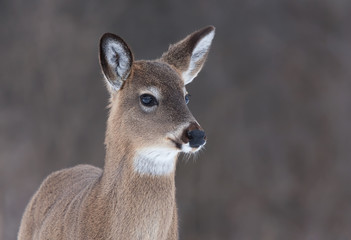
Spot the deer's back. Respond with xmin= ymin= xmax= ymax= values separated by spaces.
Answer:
xmin=18 ymin=164 xmax=102 ymax=239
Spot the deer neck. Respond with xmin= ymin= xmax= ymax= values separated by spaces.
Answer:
xmin=100 ymin=123 xmax=177 ymax=201
xmin=98 ymin=133 xmax=177 ymax=236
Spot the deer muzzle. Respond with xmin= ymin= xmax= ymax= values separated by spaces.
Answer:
xmin=182 ymin=122 xmax=207 ymax=149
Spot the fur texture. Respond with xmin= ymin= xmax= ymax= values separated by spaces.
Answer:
xmin=18 ymin=26 xmax=215 ymax=240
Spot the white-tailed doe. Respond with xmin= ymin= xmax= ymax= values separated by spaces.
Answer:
xmin=18 ymin=26 xmax=215 ymax=240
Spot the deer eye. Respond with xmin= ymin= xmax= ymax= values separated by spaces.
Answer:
xmin=140 ymin=94 xmax=158 ymax=107
xmin=185 ymin=94 xmax=191 ymax=104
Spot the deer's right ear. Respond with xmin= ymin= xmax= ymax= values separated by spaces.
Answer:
xmin=99 ymin=33 xmax=133 ymax=92
xmin=161 ymin=26 xmax=215 ymax=85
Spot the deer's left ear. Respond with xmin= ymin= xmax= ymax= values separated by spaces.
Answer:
xmin=161 ymin=26 xmax=215 ymax=85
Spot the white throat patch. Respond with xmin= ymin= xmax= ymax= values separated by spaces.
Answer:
xmin=134 ymin=148 xmax=178 ymax=176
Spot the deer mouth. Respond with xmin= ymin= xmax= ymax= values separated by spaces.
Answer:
xmin=168 ymin=138 xmax=182 ymax=150
xmin=167 ymin=137 xmax=205 ymax=153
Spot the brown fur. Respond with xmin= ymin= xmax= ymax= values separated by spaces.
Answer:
xmin=18 ymin=26 xmax=215 ymax=240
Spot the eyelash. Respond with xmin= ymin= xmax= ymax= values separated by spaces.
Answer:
xmin=139 ymin=93 xmax=190 ymax=108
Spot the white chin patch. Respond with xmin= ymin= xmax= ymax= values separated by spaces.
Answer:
xmin=181 ymin=143 xmax=203 ymax=153
xmin=134 ymin=148 xmax=178 ymax=176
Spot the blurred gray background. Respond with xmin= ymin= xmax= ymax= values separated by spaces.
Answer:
xmin=1 ymin=0 xmax=351 ymax=239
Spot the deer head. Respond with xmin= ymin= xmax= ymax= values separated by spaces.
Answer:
xmin=99 ymin=26 xmax=215 ymax=176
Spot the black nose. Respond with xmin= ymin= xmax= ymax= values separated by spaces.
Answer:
xmin=187 ymin=130 xmax=206 ymax=148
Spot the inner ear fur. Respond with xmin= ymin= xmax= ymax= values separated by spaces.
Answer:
xmin=99 ymin=33 xmax=134 ymax=92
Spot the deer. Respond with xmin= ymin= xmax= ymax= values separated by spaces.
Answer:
xmin=18 ymin=25 xmax=215 ymax=240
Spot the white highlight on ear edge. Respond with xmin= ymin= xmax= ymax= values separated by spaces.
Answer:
xmin=134 ymin=148 xmax=178 ymax=176
xmin=182 ymin=30 xmax=215 ymax=84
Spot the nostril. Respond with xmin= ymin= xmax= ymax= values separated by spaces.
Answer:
xmin=187 ymin=130 xmax=193 ymax=140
